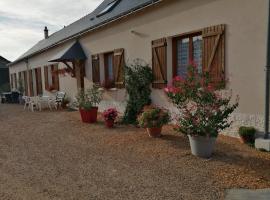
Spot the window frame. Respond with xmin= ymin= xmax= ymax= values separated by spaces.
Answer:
xmin=44 ymin=64 xmax=59 ymax=91
xmin=172 ymin=31 xmax=202 ymax=78
xmin=104 ymin=52 xmax=115 ymax=88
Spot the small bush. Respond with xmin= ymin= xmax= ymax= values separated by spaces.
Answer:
xmin=122 ymin=59 xmax=153 ymax=124
xmin=238 ymin=126 xmax=256 ymax=144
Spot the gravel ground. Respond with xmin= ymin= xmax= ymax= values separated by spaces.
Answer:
xmin=0 ymin=104 xmax=270 ymax=200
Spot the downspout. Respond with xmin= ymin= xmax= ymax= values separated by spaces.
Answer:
xmin=264 ymin=0 xmax=270 ymax=139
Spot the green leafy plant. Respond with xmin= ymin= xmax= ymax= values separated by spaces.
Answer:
xmin=165 ymin=63 xmax=239 ymax=138
xmin=138 ymin=106 xmax=170 ymax=128
xmin=75 ymin=85 xmax=102 ymax=110
xmin=122 ymin=59 xmax=153 ymax=124
xmin=238 ymin=126 xmax=256 ymax=144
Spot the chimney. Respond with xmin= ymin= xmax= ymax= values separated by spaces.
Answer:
xmin=44 ymin=26 xmax=49 ymax=39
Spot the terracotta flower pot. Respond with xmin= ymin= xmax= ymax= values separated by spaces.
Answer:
xmin=79 ymin=107 xmax=98 ymax=123
xmin=146 ymin=127 xmax=162 ymax=138
xmin=105 ymin=119 xmax=115 ymax=128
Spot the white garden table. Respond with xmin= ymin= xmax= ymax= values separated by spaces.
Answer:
xmin=38 ymin=96 xmax=54 ymax=110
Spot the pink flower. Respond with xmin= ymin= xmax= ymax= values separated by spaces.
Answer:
xmin=189 ymin=60 xmax=198 ymax=68
xmin=164 ymin=86 xmax=181 ymax=94
xmin=173 ymin=76 xmax=183 ymax=82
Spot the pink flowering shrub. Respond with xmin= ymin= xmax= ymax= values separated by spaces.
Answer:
xmin=165 ymin=63 xmax=239 ymax=137
xmin=103 ymin=108 xmax=118 ymax=121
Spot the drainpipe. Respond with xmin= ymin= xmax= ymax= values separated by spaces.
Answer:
xmin=264 ymin=0 xmax=270 ymax=139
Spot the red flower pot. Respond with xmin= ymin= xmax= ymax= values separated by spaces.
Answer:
xmin=79 ymin=107 xmax=98 ymax=123
xmin=105 ymin=119 xmax=115 ymax=128
xmin=146 ymin=127 xmax=162 ymax=138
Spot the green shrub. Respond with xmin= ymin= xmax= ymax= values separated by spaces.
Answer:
xmin=238 ymin=126 xmax=256 ymax=137
xmin=122 ymin=59 xmax=153 ymax=124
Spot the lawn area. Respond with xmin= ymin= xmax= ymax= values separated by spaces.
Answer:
xmin=0 ymin=104 xmax=270 ymax=200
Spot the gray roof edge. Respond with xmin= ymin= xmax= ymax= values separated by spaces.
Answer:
xmin=0 ymin=56 xmax=11 ymax=64
xmin=9 ymin=0 xmax=162 ymax=67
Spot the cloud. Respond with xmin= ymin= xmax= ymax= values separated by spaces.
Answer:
xmin=0 ymin=0 xmax=102 ymax=61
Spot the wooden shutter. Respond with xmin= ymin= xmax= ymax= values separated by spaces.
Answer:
xmin=24 ymin=71 xmax=28 ymax=96
xmin=44 ymin=66 xmax=49 ymax=91
xmin=28 ymin=70 xmax=34 ymax=96
xmin=52 ymin=64 xmax=60 ymax=91
xmin=14 ymin=73 xmax=17 ymax=89
xmin=36 ymin=68 xmax=42 ymax=95
xmin=202 ymin=24 xmax=225 ymax=87
xmin=113 ymin=48 xmax=125 ymax=88
xmin=152 ymin=38 xmax=167 ymax=89
xmin=92 ymin=54 xmax=100 ymax=85
xmin=10 ymin=74 xmax=13 ymax=89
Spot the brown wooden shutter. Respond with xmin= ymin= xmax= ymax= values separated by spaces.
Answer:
xmin=10 ymin=74 xmax=13 ymax=89
xmin=28 ymin=70 xmax=34 ymax=96
xmin=152 ymin=38 xmax=167 ymax=89
xmin=92 ymin=54 xmax=100 ymax=85
xmin=36 ymin=68 xmax=42 ymax=95
xmin=202 ymin=24 xmax=225 ymax=87
xmin=24 ymin=71 xmax=28 ymax=96
xmin=113 ymin=48 xmax=125 ymax=88
xmin=44 ymin=66 xmax=49 ymax=91
xmin=14 ymin=73 xmax=17 ymax=89
xmin=52 ymin=64 xmax=60 ymax=91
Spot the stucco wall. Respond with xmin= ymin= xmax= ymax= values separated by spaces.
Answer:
xmin=9 ymin=0 xmax=268 ymax=134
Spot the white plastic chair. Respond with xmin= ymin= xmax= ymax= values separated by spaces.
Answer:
xmin=23 ymin=96 xmax=31 ymax=110
xmin=29 ymin=96 xmax=41 ymax=112
xmin=50 ymin=92 xmax=66 ymax=110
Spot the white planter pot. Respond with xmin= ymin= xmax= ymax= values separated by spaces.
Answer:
xmin=188 ymin=135 xmax=217 ymax=158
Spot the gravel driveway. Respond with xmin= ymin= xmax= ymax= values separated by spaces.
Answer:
xmin=0 ymin=104 xmax=269 ymax=200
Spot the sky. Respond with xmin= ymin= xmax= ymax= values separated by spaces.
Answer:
xmin=0 ymin=0 xmax=103 ymax=61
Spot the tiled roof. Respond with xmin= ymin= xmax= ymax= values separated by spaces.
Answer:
xmin=10 ymin=0 xmax=161 ymax=65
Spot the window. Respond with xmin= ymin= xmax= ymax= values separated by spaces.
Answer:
xmin=97 ymin=0 xmax=120 ymax=17
xmin=34 ymin=68 xmax=43 ymax=95
xmin=173 ymin=33 xmax=202 ymax=78
xmin=104 ymin=52 xmax=114 ymax=88
xmin=44 ymin=64 xmax=59 ymax=91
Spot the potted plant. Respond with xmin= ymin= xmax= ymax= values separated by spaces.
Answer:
xmin=103 ymin=108 xmax=118 ymax=128
xmin=76 ymin=85 xmax=102 ymax=123
xmin=238 ymin=126 xmax=256 ymax=144
xmin=165 ymin=63 xmax=239 ymax=158
xmin=137 ymin=106 xmax=170 ymax=138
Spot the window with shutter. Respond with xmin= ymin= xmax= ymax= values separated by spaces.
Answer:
xmin=152 ymin=38 xmax=167 ymax=89
xmin=172 ymin=33 xmax=202 ymax=78
xmin=28 ymin=70 xmax=34 ymax=96
xmin=202 ymin=24 xmax=225 ymax=87
xmin=10 ymin=74 xmax=13 ymax=89
xmin=92 ymin=54 xmax=100 ymax=85
xmin=35 ymin=67 xmax=43 ymax=95
xmin=52 ymin=64 xmax=60 ymax=91
xmin=23 ymin=71 xmax=28 ymax=96
xmin=14 ymin=73 xmax=17 ymax=89
xmin=104 ymin=52 xmax=115 ymax=88
xmin=44 ymin=66 xmax=49 ymax=90
xmin=44 ymin=65 xmax=59 ymax=91
xmin=113 ymin=48 xmax=125 ymax=88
